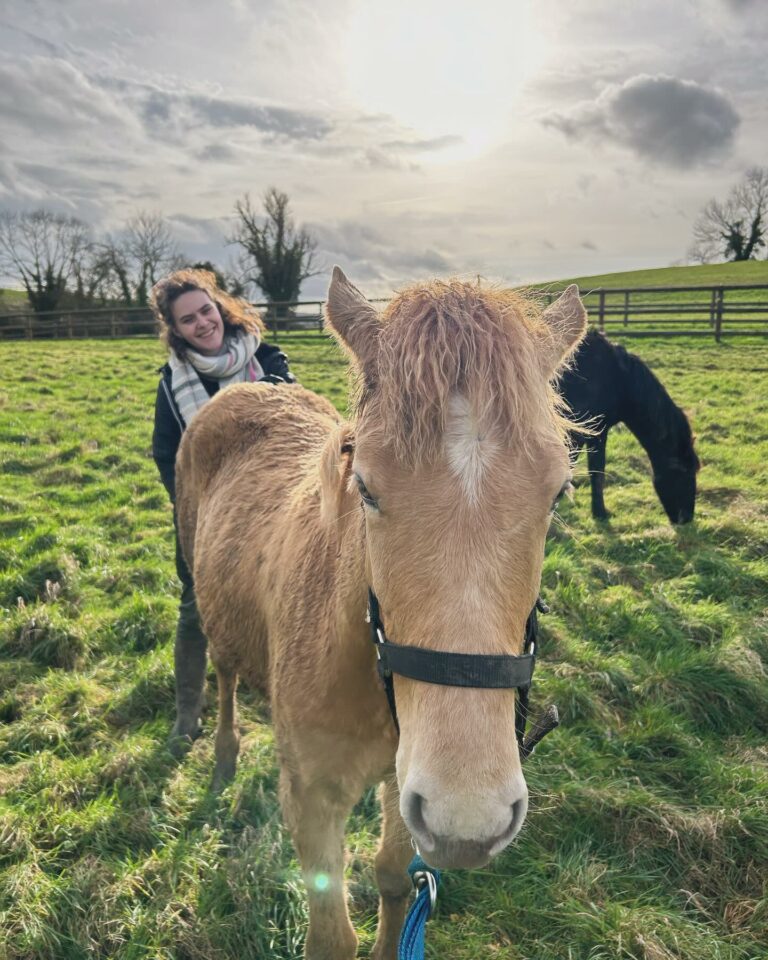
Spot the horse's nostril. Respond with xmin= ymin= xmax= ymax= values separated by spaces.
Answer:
xmin=510 ymin=797 xmax=526 ymax=835
xmin=487 ymin=793 xmax=529 ymax=858
xmin=406 ymin=791 xmax=426 ymax=832
xmin=403 ymin=790 xmax=434 ymax=851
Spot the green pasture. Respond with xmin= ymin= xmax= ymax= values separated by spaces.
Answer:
xmin=1 ymin=331 xmax=767 ymax=959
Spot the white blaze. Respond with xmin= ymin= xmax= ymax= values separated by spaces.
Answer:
xmin=445 ymin=395 xmax=497 ymax=505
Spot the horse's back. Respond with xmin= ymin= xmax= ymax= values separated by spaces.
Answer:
xmin=175 ymin=383 xmax=340 ymax=685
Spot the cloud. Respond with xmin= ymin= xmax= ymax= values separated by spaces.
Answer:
xmin=0 ymin=56 xmax=135 ymax=133
xmin=98 ymin=76 xmax=333 ymax=142
xmin=543 ymin=74 xmax=740 ymax=167
xmin=360 ymin=148 xmax=419 ymax=172
xmin=164 ymin=214 xmax=236 ymax=265
xmin=185 ymin=93 xmax=332 ymax=140
xmin=383 ymin=135 xmax=463 ymax=153
xmin=352 ymin=132 xmax=463 ymax=171
xmin=310 ymin=219 xmax=454 ymax=288
xmin=195 ymin=144 xmax=240 ymax=163
xmin=0 ymin=20 xmax=63 ymax=57
xmin=17 ymin=162 xmax=122 ymax=196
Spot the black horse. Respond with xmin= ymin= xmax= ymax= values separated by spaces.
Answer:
xmin=559 ymin=330 xmax=700 ymax=524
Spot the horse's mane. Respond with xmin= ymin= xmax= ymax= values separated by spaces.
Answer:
xmin=358 ymin=280 xmax=570 ymax=464
xmin=613 ymin=340 xmax=699 ymax=467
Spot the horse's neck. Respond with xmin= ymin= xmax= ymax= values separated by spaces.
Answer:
xmin=618 ymin=352 xmax=680 ymax=466
xmin=333 ymin=513 xmax=370 ymax=646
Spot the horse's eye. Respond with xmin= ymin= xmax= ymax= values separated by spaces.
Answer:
xmin=356 ymin=475 xmax=379 ymax=509
xmin=552 ymin=480 xmax=573 ymax=512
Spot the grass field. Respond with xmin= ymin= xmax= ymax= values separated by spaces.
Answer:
xmin=536 ymin=259 xmax=768 ymax=290
xmin=1 ymin=330 xmax=767 ymax=960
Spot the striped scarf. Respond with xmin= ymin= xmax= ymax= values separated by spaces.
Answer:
xmin=169 ymin=331 xmax=264 ymax=427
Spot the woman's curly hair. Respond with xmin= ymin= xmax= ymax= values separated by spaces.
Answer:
xmin=151 ymin=268 xmax=263 ymax=359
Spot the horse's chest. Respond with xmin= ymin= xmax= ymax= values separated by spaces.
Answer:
xmin=272 ymin=650 xmax=397 ymax=782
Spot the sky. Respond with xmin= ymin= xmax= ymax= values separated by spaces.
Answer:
xmin=1 ymin=0 xmax=767 ymax=298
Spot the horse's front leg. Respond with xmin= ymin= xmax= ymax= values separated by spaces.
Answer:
xmin=587 ymin=428 xmax=610 ymax=520
xmin=371 ymin=775 xmax=414 ymax=960
xmin=280 ymin=769 xmax=359 ymax=960
xmin=212 ymin=660 xmax=240 ymax=789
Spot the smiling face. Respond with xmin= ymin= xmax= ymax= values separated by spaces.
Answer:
xmin=171 ymin=289 xmax=225 ymax=356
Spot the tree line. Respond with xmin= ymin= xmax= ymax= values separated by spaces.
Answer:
xmin=1 ymin=168 xmax=766 ymax=316
xmin=0 ymin=188 xmax=317 ymax=315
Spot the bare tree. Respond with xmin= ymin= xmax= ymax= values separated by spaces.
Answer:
xmin=231 ymin=188 xmax=318 ymax=306
xmin=75 ymin=214 xmax=183 ymax=307
xmin=124 ymin=212 xmax=183 ymax=304
xmin=690 ymin=167 xmax=768 ymax=263
xmin=70 ymin=239 xmax=135 ymax=305
xmin=95 ymin=239 xmax=135 ymax=303
xmin=0 ymin=210 xmax=91 ymax=313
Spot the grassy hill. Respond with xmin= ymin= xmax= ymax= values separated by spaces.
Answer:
xmin=526 ymin=262 xmax=768 ymax=337
xmin=0 ymin=288 xmax=27 ymax=310
xmin=1 ymin=332 xmax=767 ymax=959
xmin=535 ymin=260 xmax=768 ymax=291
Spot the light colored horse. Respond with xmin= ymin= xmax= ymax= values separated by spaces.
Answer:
xmin=175 ymin=268 xmax=586 ymax=960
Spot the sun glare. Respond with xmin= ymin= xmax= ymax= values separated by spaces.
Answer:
xmin=344 ymin=0 xmax=545 ymax=158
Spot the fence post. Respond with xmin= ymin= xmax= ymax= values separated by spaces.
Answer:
xmin=598 ymin=290 xmax=606 ymax=331
xmin=623 ymin=291 xmax=629 ymax=326
xmin=26 ymin=315 xmax=33 ymax=339
xmin=709 ymin=287 xmax=717 ymax=328
xmin=714 ymin=286 xmax=724 ymax=342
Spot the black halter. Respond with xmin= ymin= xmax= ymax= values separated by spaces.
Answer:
xmin=367 ymin=590 xmax=559 ymax=760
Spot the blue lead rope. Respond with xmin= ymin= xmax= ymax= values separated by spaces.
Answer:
xmin=398 ymin=855 xmax=441 ymax=960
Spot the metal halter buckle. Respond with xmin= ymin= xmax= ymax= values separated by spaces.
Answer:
xmin=412 ymin=869 xmax=438 ymax=919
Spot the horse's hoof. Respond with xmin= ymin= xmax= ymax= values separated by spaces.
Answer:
xmin=167 ymin=720 xmax=202 ymax=758
xmin=212 ymin=762 xmax=236 ymax=793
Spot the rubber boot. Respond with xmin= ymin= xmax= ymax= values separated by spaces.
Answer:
xmin=168 ymin=582 xmax=208 ymax=757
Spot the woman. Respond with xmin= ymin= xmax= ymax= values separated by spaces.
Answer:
xmin=151 ymin=268 xmax=295 ymax=753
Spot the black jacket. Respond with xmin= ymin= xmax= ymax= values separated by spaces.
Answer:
xmin=152 ymin=341 xmax=294 ymax=503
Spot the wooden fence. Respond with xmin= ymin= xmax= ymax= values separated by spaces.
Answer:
xmin=1 ymin=284 xmax=767 ymax=342
xmin=540 ymin=283 xmax=768 ymax=340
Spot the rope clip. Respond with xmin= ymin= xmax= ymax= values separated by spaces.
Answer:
xmin=411 ymin=869 xmax=438 ymax=919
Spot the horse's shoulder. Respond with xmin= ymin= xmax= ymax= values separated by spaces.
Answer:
xmin=178 ymin=384 xmax=337 ymax=482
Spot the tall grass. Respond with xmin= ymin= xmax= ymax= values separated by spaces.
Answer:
xmin=1 ymin=333 xmax=766 ymax=959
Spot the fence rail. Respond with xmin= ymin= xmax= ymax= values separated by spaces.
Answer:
xmin=1 ymin=285 xmax=767 ymax=341
xmin=541 ymin=283 xmax=768 ymax=340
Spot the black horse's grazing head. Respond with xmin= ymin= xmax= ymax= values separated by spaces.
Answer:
xmin=652 ymin=408 xmax=700 ymax=524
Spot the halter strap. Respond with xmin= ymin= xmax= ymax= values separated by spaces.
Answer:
xmin=367 ymin=588 xmax=556 ymax=756
xmin=374 ymin=640 xmax=534 ymax=689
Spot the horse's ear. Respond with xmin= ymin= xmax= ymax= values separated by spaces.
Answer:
xmin=319 ymin=422 xmax=356 ymax=526
xmin=324 ymin=266 xmax=380 ymax=365
xmin=540 ymin=284 xmax=588 ymax=372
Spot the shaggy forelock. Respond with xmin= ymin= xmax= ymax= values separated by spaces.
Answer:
xmin=359 ymin=280 xmax=568 ymax=464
